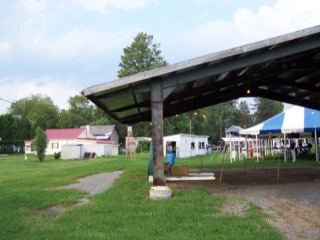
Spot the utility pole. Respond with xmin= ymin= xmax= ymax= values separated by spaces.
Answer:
xmin=220 ymin=116 xmax=222 ymax=139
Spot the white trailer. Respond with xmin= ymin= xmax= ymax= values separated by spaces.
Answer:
xmin=163 ymin=134 xmax=209 ymax=158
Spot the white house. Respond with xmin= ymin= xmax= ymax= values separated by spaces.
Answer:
xmin=24 ymin=127 xmax=119 ymax=158
xmin=163 ymin=134 xmax=209 ymax=158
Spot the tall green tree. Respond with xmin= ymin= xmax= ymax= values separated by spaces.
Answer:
xmin=206 ymin=101 xmax=238 ymax=141
xmin=0 ymin=114 xmax=14 ymax=141
xmin=116 ymin=32 xmax=168 ymax=141
xmin=27 ymin=102 xmax=59 ymax=129
xmin=163 ymin=113 xmax=190 ymax=136
xmin=90 ymin=107 xmax=113 ymax=126
xmin=58 ymin=95 xmax=95 ymax=128
xmin=33 ymin=127 xmax=48 ymax=162
xmin=13 ymin=117 xmax=31 ymax=151
xmin=9 ymin=94 xmax=54 ymax=117
xmin=9 ymin=94 xmax=59 ymax=130
xmin=252 ymin=98 xmax=284 ymax=124
xmin=30 ymin=116 xmax=48 ymax=139
xmin=117 ymin=32 xmax=168 ymax=78
xmin=0 ymin=114 xmax=15 ymax=153
xmin=188 ymin=109 xmax=209 ymax=136
xmin=236 ymin=100 xmax=253 ymax=129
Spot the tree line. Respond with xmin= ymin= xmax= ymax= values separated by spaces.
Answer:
xmin=0 ymin=32 xmax=283 ymax=153
xmin=0 ymin=93 xmax=283 ymax=152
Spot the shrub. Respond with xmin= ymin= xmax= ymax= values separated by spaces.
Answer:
xmin=136 ymin=142 xmax=151 ymax=152
xmin=7 ymin=145 xmax=13 ymax=154
xmin=33 ymin=127 xmax=49 ymax=162
xmin=53 ymin=152 xmax=61 ymax=160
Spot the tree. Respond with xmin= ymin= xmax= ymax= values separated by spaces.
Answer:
xmin=33 ymin=127 xmax=48 ymax=162
xmin=90 ymin=107 xmax=113 ymax=126
xmin=117 ymin=32 xmax=168 ymax=78
xmin=9 ymin=94 xmax=59 ymax=130
xmin=30 ymin=116 xmax=48 ymax=139
xmin=236 ymin=100 xmax=253 ymax=129
xmin=58 ymin=95 xmax=95 ymax=128
xmin=27 ymin=102 xmax=59 ymax=129
xmin=188 ymin=109 xmax=209 ymax=136
xmin=0 ymin=114 xmax=14 ymax=141
xmin=252 ymin=98 xmax=284 ymax=124
xmin=204 ymin=101 xmax=238 ymax=142
xmin=0 ymin=114 xmax=15 ymax=153
xmin=163 ymin=113 xmax=190 ymax=136
xmin=13 ymin=116 xmax=31 ymax=152
xmin=116 ymin=32 xmax=168 ymax=141
xmin=9 ymin=94 xmax=54 ymax=117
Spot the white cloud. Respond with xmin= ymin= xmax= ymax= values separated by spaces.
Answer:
xmin=166 ymin=0 xmax=320 ymax=62
xmin=0 ymin=77 xmax=80 ymax=114
xmin=75 ymin=0 xmax=156 ymax=14
xmin=0 ymin=42 xmax=11 ymax=51
xmin=21 ymin=0 xmax=48 ymax=14
xmin=26 ymin=28 xmax=142 ymax=71
xmin=232 ymin=0 xmax=320 ymax=40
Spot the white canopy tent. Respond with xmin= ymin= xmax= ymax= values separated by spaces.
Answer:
xmin=236 ymin=106 xmax=320 ymax=162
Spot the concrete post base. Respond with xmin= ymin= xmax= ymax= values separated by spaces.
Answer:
xmin=149 ymin=186 xmax=172 ymax=199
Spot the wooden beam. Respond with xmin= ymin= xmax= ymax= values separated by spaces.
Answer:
xmin=151 ymin=79 xmax=165 ymax=186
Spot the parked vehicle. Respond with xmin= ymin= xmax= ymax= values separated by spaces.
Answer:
xmin=207 ymin=144 xmax=221 ymax=150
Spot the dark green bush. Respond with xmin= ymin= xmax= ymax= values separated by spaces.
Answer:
xmin=7 ymin=145 xmax=13 ymax=154
xmin=53 ymin=152 xmax=61 ymax=160
xmin=136 ymin=142 xmax=151 ymax=152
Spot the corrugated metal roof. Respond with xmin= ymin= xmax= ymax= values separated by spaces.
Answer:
xmin=87 ymin=125 xmax=115 ymax=135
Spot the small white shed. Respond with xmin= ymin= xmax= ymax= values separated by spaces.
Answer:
xmin=163 ymin=134 xmax=209 ymax=158
xmin=81 ymin=144 xmax=118 ymax=157
xmin=61 ymin=144 xmax=82 ymax=160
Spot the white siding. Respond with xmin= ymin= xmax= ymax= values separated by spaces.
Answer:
xmin=78 ymin=129 xmax=95 ymax=139
xmin=110 ymin=129 xmax=119 ymax=144
xmin=163 ymin=134 xmax=209 ymax=159
xmin=81 ymin=144 xmax=118 ymax=157
xmin=61 ymin=145 xmax=81 ymax=160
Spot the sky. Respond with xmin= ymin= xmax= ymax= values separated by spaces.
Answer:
xmin=0 ymin=0 xmax=320 ymax=114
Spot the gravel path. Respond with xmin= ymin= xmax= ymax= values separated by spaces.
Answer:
xmin=53 ymin=170 xmax=124 ymax=195
xmin=169 ymin=167 xmax=320 ymax=240
xmin=226 ymin=182 xmax=320 ymax=240
xmin=44 ymin=170 xmax=123 ymax=217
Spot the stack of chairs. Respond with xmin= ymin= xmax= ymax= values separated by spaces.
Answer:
xmin=83 ymin=152 xmax=96 ymax=159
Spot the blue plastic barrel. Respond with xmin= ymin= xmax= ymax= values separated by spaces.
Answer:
xmin=166 ymin=153 xmax=175 ymax=165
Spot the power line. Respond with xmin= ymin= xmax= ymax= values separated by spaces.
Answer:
xmin=0 ymin=98 xmax=12 ymax=104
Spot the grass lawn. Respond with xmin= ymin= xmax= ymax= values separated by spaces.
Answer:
xmin=1 ymin=151 xmax=318 ymax=240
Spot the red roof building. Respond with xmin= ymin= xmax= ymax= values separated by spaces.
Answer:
xmin=24 ymin=126 xmax=119 ymax=158
xmin=46 ymin=128 xmax=88 ymax=139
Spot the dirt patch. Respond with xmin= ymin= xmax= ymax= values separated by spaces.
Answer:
xmin=214 ymin=195 xmax=249 ymax=217
xmin=43 ymin=171 xmax=123 ymax=218
xmin=168 ymin=167 xmax=320 ymax=240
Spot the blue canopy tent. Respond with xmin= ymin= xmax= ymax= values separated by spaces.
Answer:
xmin=237 ymin=106 xmax=320 ymax=161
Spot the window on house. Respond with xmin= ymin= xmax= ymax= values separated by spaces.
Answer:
xmin=191 ymin=142 xmax=195 ymax=149
xmin=52 ymin=142 xmax=59 ymax=149
xmin=26 ymin=144 xmax=31 ymax=151
xmin=198 ymin=142 xmax=205 ymax=149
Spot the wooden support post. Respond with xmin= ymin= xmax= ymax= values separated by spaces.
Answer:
xmin=315 ymin=129 xmax=319 ymax=162
xmin=151 ymin=79 xmax=165 ymax=186
xmin=284 ymin=131 xmax=287 ymax=163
